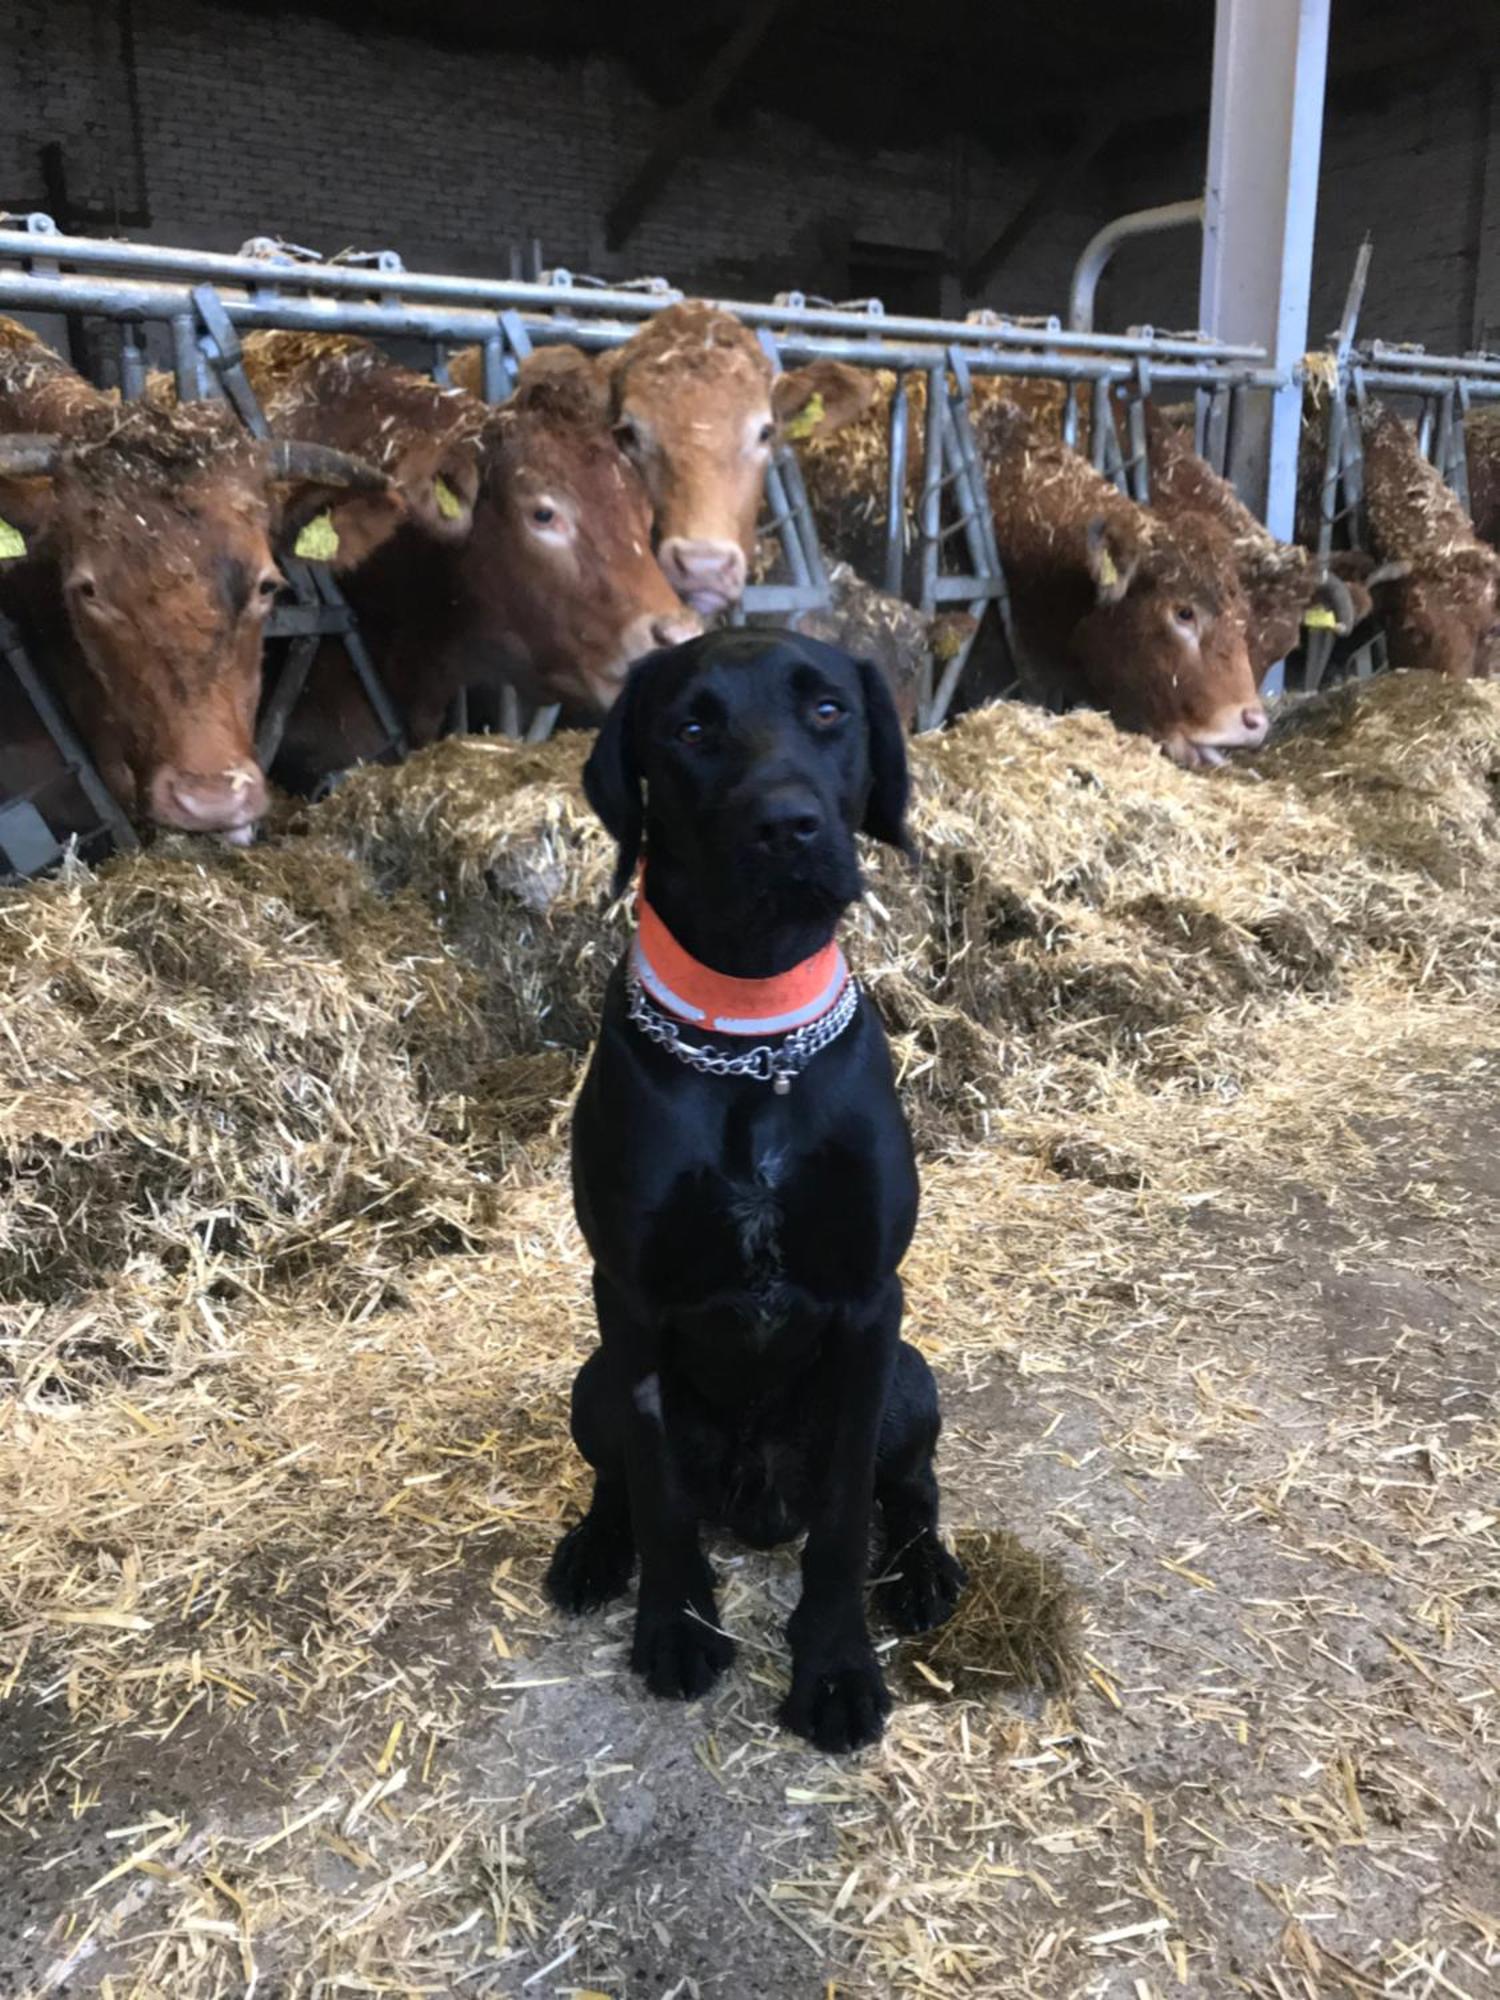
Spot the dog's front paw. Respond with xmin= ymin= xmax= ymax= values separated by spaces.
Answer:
xmin=781 ymin=1651 xmax=892 ymax=1753
xmin=545 ymin=1512 xmax=634 ymax=1613
xmin=878 ymin=1532 xmax=967 ymax=1635
xmin=631 ymin=1600 xmax=734 ymax=1700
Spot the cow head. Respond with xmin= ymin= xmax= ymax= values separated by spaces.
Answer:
xmin=591 ymin=304 xmax=872 ymax=616
xmin=0 ymin=405 xmax=386 ymax=837
xmin=1361 ymin=549 xmax=1500 ymax=679
xmin=237 ymin=331 xmax=486 ymax=564
xmin=1073 ymin=511 xmax=1268 ymax=769
xmin=456 ymin=357 xmax=700 ymax=714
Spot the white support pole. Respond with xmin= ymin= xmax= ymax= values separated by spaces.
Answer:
xmin=1199 ymin=0 xmax=1330 ymax=692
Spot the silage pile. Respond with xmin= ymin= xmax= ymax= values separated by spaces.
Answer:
xmin=6 ymin=670 xmax=1500 ymax=1326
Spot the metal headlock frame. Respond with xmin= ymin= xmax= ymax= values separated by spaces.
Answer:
xmin=0 ymin=216 xmax=1288 ymax=873
xmin=1305 ymin=239 xmax=1500 ymax=692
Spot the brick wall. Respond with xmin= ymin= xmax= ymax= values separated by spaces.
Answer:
xmin=1 ymin=0 xmax=1493 ymax=359
xmin=0 ymin=0 xmax=1096 ymax=314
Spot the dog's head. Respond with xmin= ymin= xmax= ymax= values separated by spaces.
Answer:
xmin=583 ymin=629 xmax=913 ymax=934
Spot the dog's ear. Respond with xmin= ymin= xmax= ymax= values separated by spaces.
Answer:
xmin=583 ymin=660 xmax=649 ymax=896
xmin=857 ymin=657 xmax=915 ymax=859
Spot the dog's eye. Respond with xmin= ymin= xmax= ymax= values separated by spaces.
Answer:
xmin=810 ymin=698 xmax=847 ymax=728
xmin=677 ymin=719 xmax=706 ymax=745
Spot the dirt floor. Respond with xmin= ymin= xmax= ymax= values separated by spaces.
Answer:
xmin=3 ymin=1023 xmax=1497 ymax=1998
xmin=4 ymin=686 xmax=1500 ymax=1998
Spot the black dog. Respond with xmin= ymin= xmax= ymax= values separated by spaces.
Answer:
xmin=546 ymin=628 xmax=964 ymax=1752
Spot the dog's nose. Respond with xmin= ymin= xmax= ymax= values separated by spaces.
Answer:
xmin=754 ymin=790 xmax=823 ymax=855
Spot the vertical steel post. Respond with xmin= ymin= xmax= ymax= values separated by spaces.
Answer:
xmin=1200 ymin=0 xmax=1330 ymax=693
xmin=885 ymin=374 xmax=910 ymax=598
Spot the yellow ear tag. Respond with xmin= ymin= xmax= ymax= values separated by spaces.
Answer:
xmin=1301 ymin=604 xmax=1338 ymax=630
xmin=782 ymin=391 xmax=826 ymax=442
xmin=295 ymin=510 xmax=339 ymax=561
xmin=0 ymin=517 xmax=26 ymax=561
xmin=433 ymin=474 xmax=463 ymax=521
xmin=1096 ymin=547 xmax=1119 ymax=588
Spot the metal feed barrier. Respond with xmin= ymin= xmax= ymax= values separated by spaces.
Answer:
xmin=1301 ymin=240 xmax=1500 ymax=691
xmin=0 ymin=215 xmax=1286 ymax=877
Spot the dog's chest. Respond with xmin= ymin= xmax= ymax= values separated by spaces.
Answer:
xmin=643 ymin=1131 xmax=822 ymax=1330
xmin=726 ymin=1144 xmax=788 ymax=1277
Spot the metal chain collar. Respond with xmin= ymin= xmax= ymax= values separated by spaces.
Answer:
xmin=624 ymin=970 xmax=860 ymax=1095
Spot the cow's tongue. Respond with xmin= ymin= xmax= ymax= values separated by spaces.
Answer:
xmin=685 ymin=590 xmax=730 ymax=618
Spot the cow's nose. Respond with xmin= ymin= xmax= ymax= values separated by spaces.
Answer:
xmin=622 ymin=606 xmax=702 ymax=665
xmin=1242 ymin=704 xmax=1270 ymax=743
xmin=754 ymin=791 xmax=824 ymax=855
xmin=651 ymin=609 xmax=703 ymax=647
xmin=149 ymin=761 xmax=268 ymax=838
xmin=657 ymin=537 xmax=747 ymax=615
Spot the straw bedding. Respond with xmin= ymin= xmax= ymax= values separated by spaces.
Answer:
xmin=4 ymin=671 xmax=1500 ymax=1996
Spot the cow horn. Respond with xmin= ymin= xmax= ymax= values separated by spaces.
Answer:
xmin=268 ymin=440 xmax=387 ymax=491
xmin=0 ymin=434 xmax=61 ymax=479
xmin=1364 ymin=559 xmax=1413 ymax=588
xmin=1314 ymin=569 xmax=1356 ymax=633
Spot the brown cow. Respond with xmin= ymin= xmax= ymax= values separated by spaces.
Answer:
xmin=1358 ymin=404 xmax=1500 ymax=678
xmin=977 ymin=401 xmax=1267 ymax=768
xmin=148 ymin=331 xmax=485 ymax=567
xmin=276 ymin=350 xmax=699 ymax=783
xmin=1142 ymin=403 xmax=1355 ymax=683
xmin=454 ymin=305 xmax=871 ymax=615
xmin=0 ymin=319 xmax=387 ymax=838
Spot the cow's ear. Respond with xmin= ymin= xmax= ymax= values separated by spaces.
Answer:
xmin=583 ymin=657 xmax=654 ymax=897
xmin=273 ymin=479 xmax=407 ymax=573
xmin=0 ymin=435 xmax=61 ymax=551
xmin=857 ymin=656 xmax=915 ymax=859
xmin=0 ymin=473 xmax=55 ymax=553
xmin=401 ymin=440 xmax=481 ymax=544
xmin=773 ymin=362 xmax=876 ymax=443
xmin=1085 ymin=515 xmax=1141 ymax=605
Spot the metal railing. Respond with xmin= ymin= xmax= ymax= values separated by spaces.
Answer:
xmin=0 ymin=215 xmax=1293 ymax=876
xmin=1302 ymin=240 xmax=1500 ymax=691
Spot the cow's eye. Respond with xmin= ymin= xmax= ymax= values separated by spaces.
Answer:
xmin=73 ymin=575 xmax=98 ymax=601
xmin=614 ymin=420 xmax=640 ymax=453
xmin=810 ymin=698 xmax=846 ymax=728
xmin=257 ymin=573 xmax=281 ymax=600
xmin=1174 ymin=604 xmax=1197 ymax=627
xmin=758 ymin=421 xmax=775 ymax=445
xmin=677 ymin=719 xmax=705 ymax=745
xmin=532 ymin=504 xmax=556 ymax=526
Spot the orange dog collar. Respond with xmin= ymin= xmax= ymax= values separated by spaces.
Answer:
xmin=633 ymin=882 xmax=850 ymax=1039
